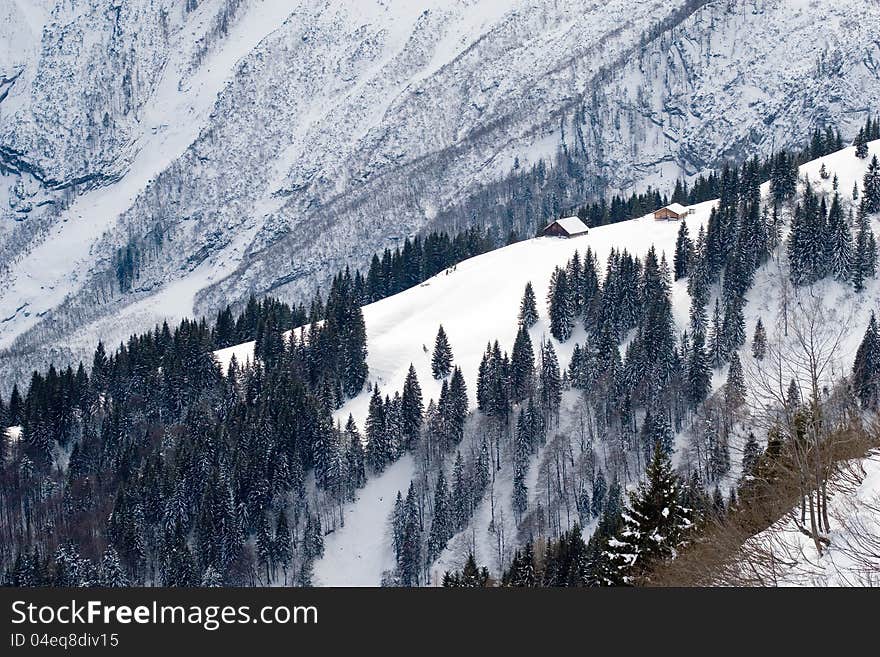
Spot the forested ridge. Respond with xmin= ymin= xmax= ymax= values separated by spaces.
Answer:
xmin=2 ymin=118 xmax=880 ymax=587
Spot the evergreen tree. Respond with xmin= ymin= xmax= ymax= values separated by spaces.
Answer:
xmin=444 ymin=554 xmax=490 ymax=587
xmin=256 ymin=514 xmax=273 ymax=583
xmin=722 ymin=297 xmax=746 ymax=355
xmin=707 ymin=299 xmax=725 ymax=367
xmin=853 ymin=203 xmax=878 ymax=292
xmin=853 ymin=312 xmax=880 ymax=409
xmin=446 ymin=367 xmax=470 ymax=444
xmin=741 ymin=431 xmax=762 ymax=480
xmin=786 ymin=378 xmax=802 ymax=409
xmin=427 ymin=470 xmax=452 ymax=560
xmin=725 ymin=353 xmax=746 ymax=409
xmin=580 ymin=248 xmax=601 ymax=332
xmin=591 ymin=469 xmax=607 ymax=518
xmin=344 ymin=415 xmax=367 ymax=493
xmin=539 ymin=339 xmax=562 ymax=423
xmin=512 ymin=411 xmax=531 ymax=519
xmin=98 ymin=548 xmax=129 ymax=587
xmin=548 ymin=267 xmax=575 ymax=342
xmin=687 ymin=227 xmax=709 ymax=339
xmin=432 ymin=325 xmax=454 ymax=379
xmin=397 ymin=483 xmax=423 ymax=586
xmin=605 ymin=443 xmax=692 ymax=583
xmin=510 ymin=324 xmax=536 ymax=402
xmin=855 ymin=128 xmax=869 ymax=159
xmin=312 ymin=412 xmax=336 ymax=490
xmin=401 ymin=364 xmax=424 ymax=447
xmin=366 ymin=385 xmax=389 ymax=471
xmin=827 ymin=191 xmax=853 ymax=281
xmin=341 ymin=304 xmax=369 ymax=398
xmin=274 ymin=512 xmax=293 ymax=583
xmin=503 ymin=542 xmax=537 ymax=586
xmin=201 ymin=565 xmax=223 ymax=587
xmin=864 ymin=155 xmax=880 ymax=214
xmin=519 ymin=281 xmax=539 ymax=328
xmin=751 ymin=318 xmax=767 ymax=361
xmin=386 ymin=392 xmax=404 ymax=459
xmin=673 ymin=220 xmax=692 ymax=280
xmin=449 ymin=451 xmax=468 ymax=531
xmin=687 ymin=331 xmax=711 ymax=407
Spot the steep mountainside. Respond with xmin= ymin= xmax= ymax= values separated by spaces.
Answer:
xmin=217 ymin=139 xmax=880 ymax=584
xmin=2 ymin=0 xmax=880 ymax=386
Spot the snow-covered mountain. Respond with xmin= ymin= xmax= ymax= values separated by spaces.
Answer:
xmin=216 ymin=139 xmax=880 ymax=585
xmin=2 ymin=0 xmax=880 ymax=388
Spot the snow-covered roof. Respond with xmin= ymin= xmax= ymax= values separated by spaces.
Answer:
xmin=545 ymin=216 xmax=589 ymax=235
xmin=661 ymin=203 xmax=689 ymax=215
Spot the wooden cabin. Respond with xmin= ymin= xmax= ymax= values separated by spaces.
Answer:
xmin=541 ymin=216 xmax=589 ymax=238
xmin=653 ymin=203 xmax=690 ymax=221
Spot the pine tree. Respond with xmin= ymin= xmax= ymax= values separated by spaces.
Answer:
xmin=707 ymin=299 xmax=725 ymax=367
xmin=401 ymin=364 xmax=424 ymax=447
xmin=366 ymin=385 xmax=389 ymax=471
xmin=827 ymin=191 xmax=853 ymax=281
xmin=273 ymin=512 xmax=293 ymax=584
xmin=548 ymin=267 xmax=574 ymax=342
xmin=450 ymin=451 xmax=469 ymax=531
xmin=673 ymin=220 xmax=692 ymax=280
xmin=725 ymin=353 xmax=746 ymax=409
xmin=427 ymin=470 xmax=452 ymax=559
xmin=385 ymin=392 xmax=404 ymax=459
xmin=864 ymin=154 xmax=880 ymax=213
xmin=686 ymin=331 xmax=711 ymax=408
xmin=786 ymin=378 xmax=802 ymax=410
xmin=722 ymin=297 xmax=746 ymax=355
xmin=446 ymin=367 xmax=469 ymax=444
xmin=605 ymin=442 xmax=692 ymax=583
xmin=688 ymin=250 xmax=709 ymax=339
xmin=503 ymin=542 xmax=536 ymax=586
xmin=869 ymin=232 xmax=879 ymax=279
xmin=580 ymin=248 xmax=601 ymax=332
xmin=519 ymin=282 xmax=539 ymax=327
xmin=398 ymin=483 xmax=422 ymax=586
xmin=432 ymin=325 xmax=453 ymax=379
xmin=741 ymin=431 xmax=762 ymax=480
xmin=591 ymin=469 xmax=607 ymax=518
xmin=853 ymin=312 xmax=880 ymax=409
xmin=256 ymin=514 xmax=273 ymax=584
xmin=201 ymin=565 xmax=223 ymax=587
xmin=512 ymin=411 xmax=531 ymax=519
xmin=853 ymin=202 xmax=877 ymax=292
xmin=855 ymin=128 xmax=869 ymax=159
xmin=445 ymin=554 xmax=490 ymax=587
xmin=751 ymin=318 xmax=767 ymax=361
xmin=510 ymin=324 xmax=536 ymax=402
xmin=312 ymin=412 xmax=336 ymax=490
xmin=98 ymin=548 xmax=129 ymax=587
xmin=344 ymin=415 xmax=366 ymax=493
xmin=539 ymin=339 xmax=562 ymax=423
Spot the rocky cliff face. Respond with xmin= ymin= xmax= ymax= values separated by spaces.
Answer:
xmin=1 ymin=0 xmax=879 ymax=384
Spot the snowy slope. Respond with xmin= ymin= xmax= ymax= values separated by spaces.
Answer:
xmin=4 ymin=0 xmax=880 ymax=394
xmin=216 ymin=140 xmax=880 ymax=585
